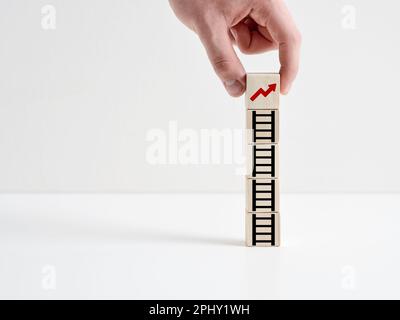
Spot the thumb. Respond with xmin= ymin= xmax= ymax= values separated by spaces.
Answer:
xmin=196 ymin=20 xmax=246 ymax=97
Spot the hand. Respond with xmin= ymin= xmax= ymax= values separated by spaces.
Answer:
xmin=169 ymin=0 xmax=301 ymax=97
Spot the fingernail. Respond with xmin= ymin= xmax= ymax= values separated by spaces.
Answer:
xmin=224 ymin=80 xmax=244 ymax=96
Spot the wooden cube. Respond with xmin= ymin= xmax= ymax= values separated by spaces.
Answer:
xmin=245 ymin=212 xmax=280 ymax=247
xmin=245 ymin=73 xmax=280 ymax=110
xmin=247 ymin=144 xmax=279 ymax=179
xmin=246 ymin=178 xmax=279 ymax=213
xmin=246 ymin=109 xmax=279 ymax=144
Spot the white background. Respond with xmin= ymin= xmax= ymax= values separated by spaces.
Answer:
xmin=1 ymin=0 xmax=400 ymax=301
xmin=0 ymin=0 xmax=399 ymax=193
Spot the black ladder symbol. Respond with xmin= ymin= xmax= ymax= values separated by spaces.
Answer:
xmin=252 ymin=179 xmax=276 ymax=211
xmin=252 ymin=110 xmax=276 ymax=143
xmin=252 ymin=213 xmax=276 ymax=246
xmin=252 ymin=144 xmax=276 ymax=178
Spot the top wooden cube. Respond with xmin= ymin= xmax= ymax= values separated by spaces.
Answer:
xmin=245 ymin=73 xmax=280 ymax=110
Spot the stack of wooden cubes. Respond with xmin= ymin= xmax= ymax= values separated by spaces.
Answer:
xmin=245 ymin=73 xmax=280 ymax=247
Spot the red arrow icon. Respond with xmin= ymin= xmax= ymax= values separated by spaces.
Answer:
xmin=250 ymin=83 xmax=277 ymax=101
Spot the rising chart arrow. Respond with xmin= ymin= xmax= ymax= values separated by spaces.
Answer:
xmin=250 ymin=83 xmax=277 ymax=101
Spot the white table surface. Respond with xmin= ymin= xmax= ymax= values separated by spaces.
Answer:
xmin=0 ymin=193 xmax=399 ymax=299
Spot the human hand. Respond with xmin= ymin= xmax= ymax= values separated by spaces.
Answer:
xmin=169 ymin=0 xmax=301 ymax=97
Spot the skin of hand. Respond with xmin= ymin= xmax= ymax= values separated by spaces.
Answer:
xmin=169 ymin=0 xmax=301 ymax=97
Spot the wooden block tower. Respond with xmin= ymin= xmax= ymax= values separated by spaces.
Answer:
xmin=245 ymin=73 xmax=280 ymax=247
